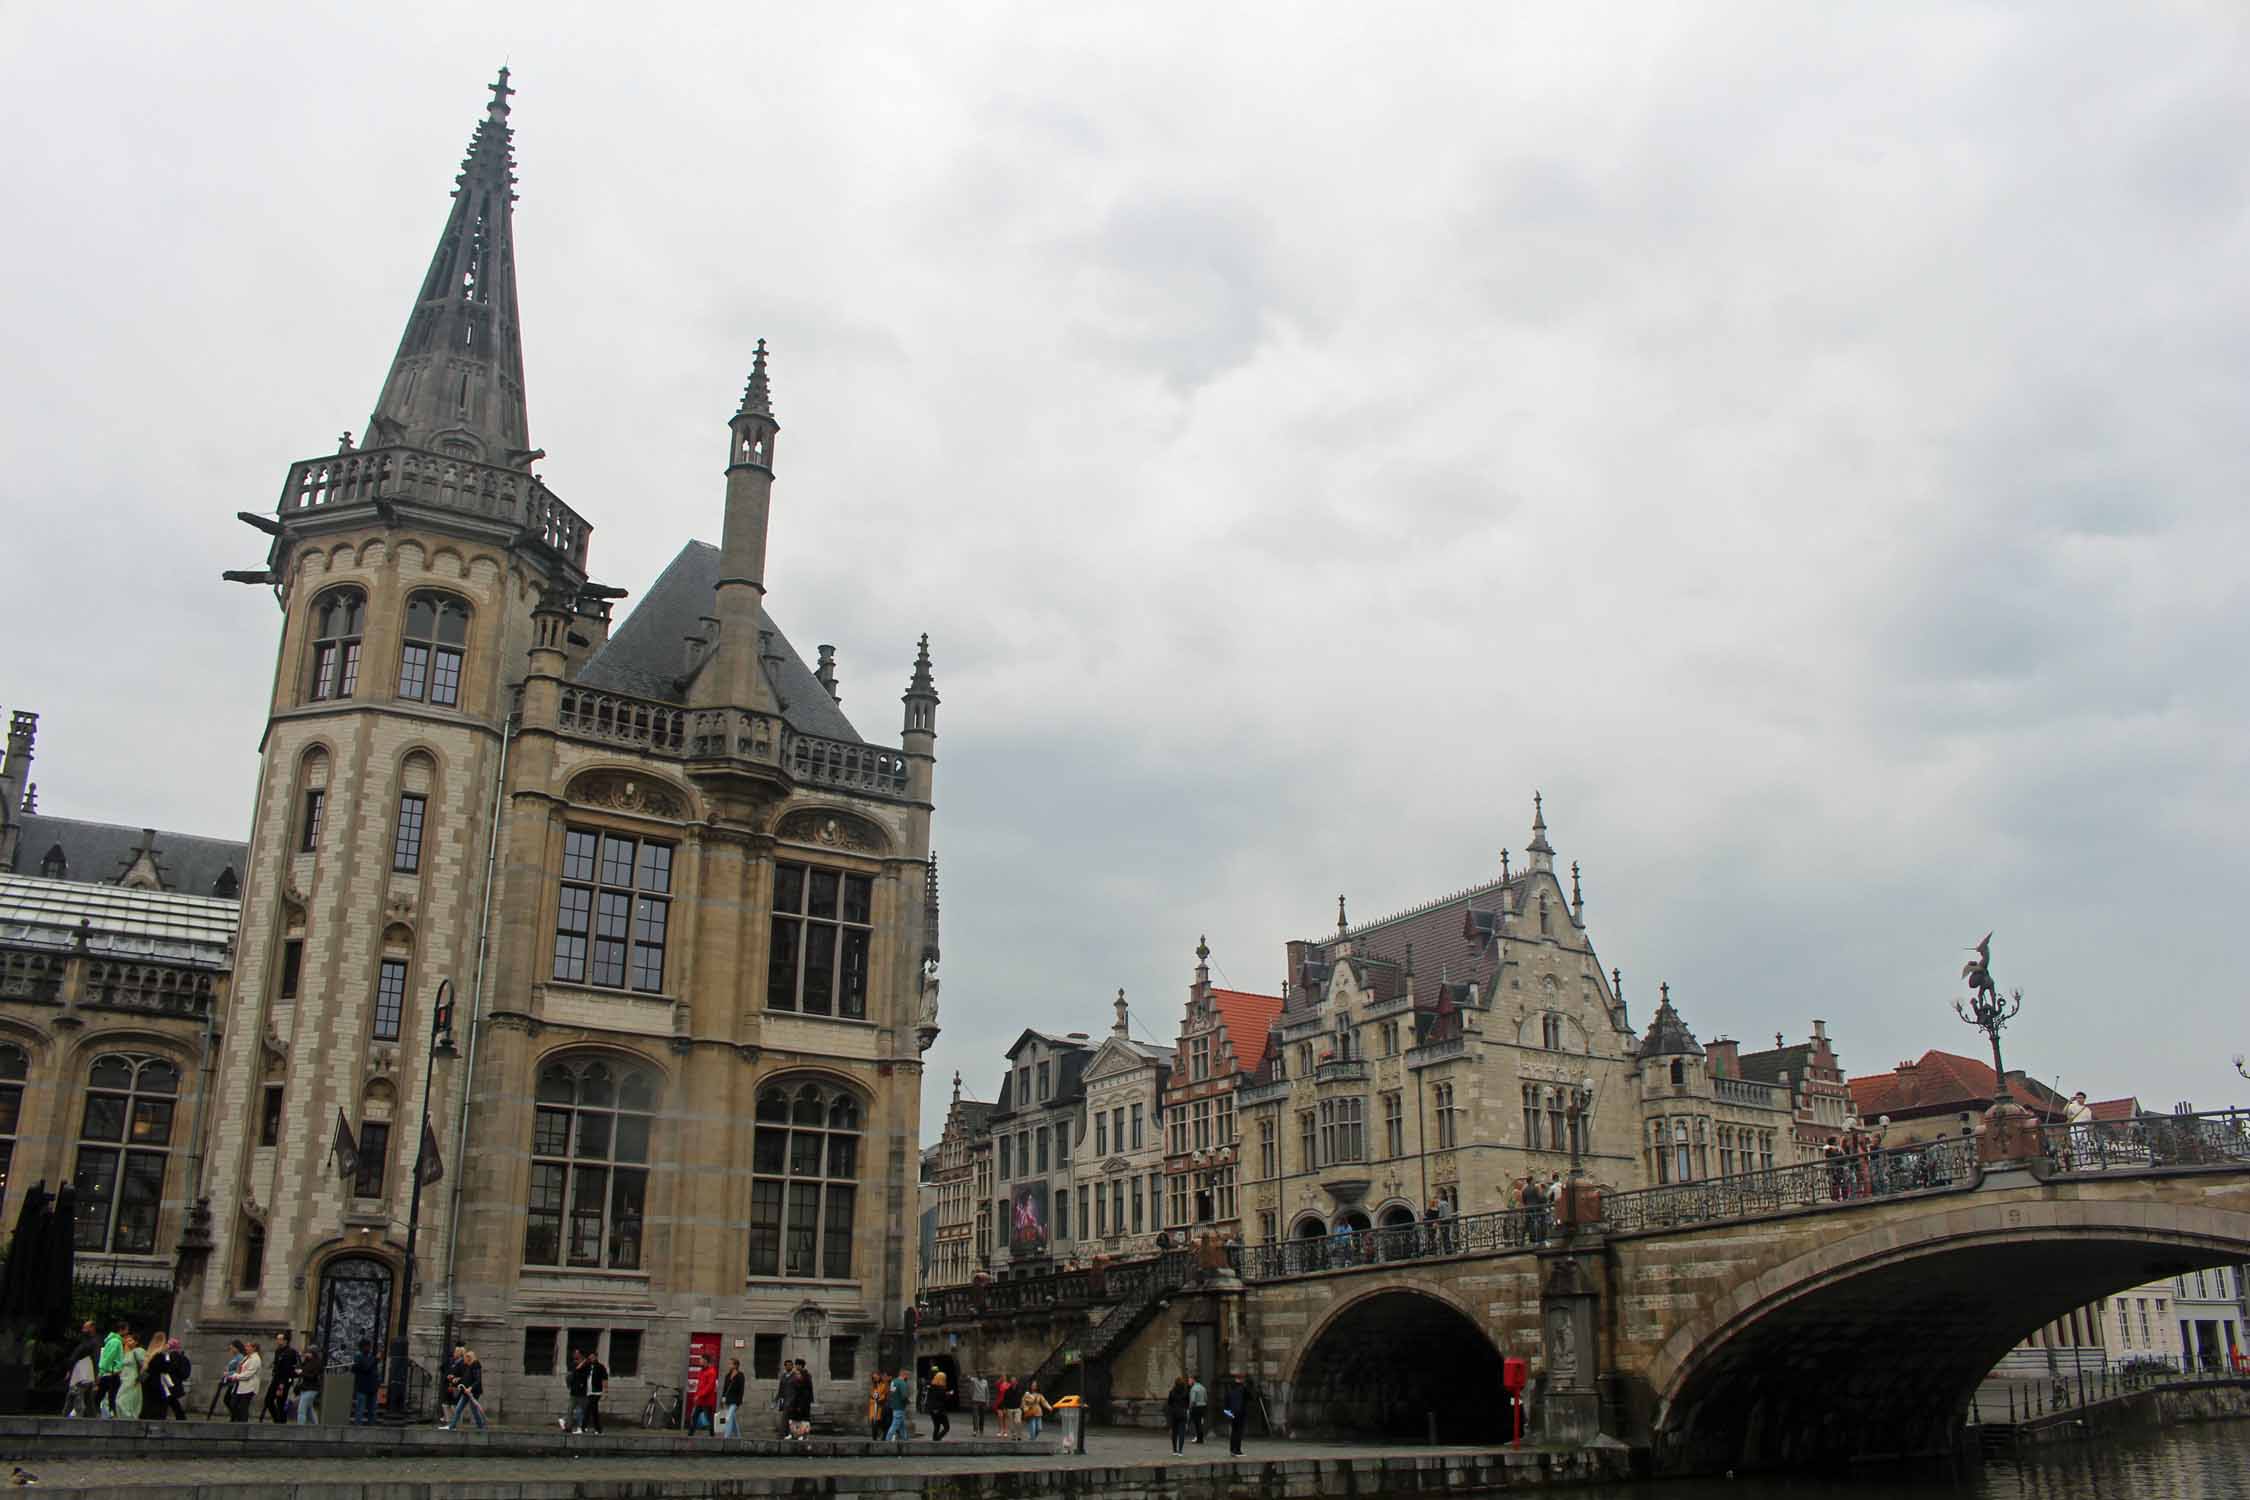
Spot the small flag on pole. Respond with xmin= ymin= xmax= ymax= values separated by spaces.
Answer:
xmin=417 ymin=1117 xmax=445 ymax=1187
xmin=329 ymin=1109 xmax=359 ymax=1181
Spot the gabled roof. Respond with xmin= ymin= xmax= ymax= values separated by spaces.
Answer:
xmin=9 ymin=814 xmax=247 ymax=897
xmin=1735 ymin=1042 xmax=1813 ymax=1088
xmin=990 ymin=1034 xmax=1096 ymax=1117
xmin=2087 ymin=1096 xmax=2139 ymax=1123
xmin=1209 ymin=988 xmax=1283 ymax=1074
xmin=575 ymin=540 xmax=864 ymax=743
xmin=1639 ymin=992 xmax=1705 ymax=1059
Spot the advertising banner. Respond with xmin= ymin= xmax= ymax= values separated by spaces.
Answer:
xmin=1010 ymin=1181 xmax=1050 ymax=1257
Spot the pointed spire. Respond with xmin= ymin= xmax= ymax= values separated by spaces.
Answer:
xmin=1113 ymin=988 xmax=1131 ymax=1039
xmin=1570 ymin=860 xmax=1583 ymax=920
xmin=366 ymin=68 xmax=533 ymax=463
xmin=951 ymin=1069 xmax=961 ymax=1105
xmin=739 ymin=338 xmax=774 ymax=418
xmin=1526 ymin=790 xmax=1555 ymax=872
xmin=1337 ymin=894 xmax=1349 ymax=934
xmin=902 ymin=634 xmax=939 ymax=738
xmin=921 ymin=851 xmax=941 ymax=967
xmin=1501 ymin=847 xmax=1511 ymax=881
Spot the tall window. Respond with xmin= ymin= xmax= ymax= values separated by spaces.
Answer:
xmin=277 ymin=940 xmax=304 ymax=1000
xmin=1169 ymin=1108 xmax=1188 ymax=1156
xmin=354 ymin=1120 xmax=391 ymax=1197
xmin=0 ymin=1045 xmax=24 ymax=1209
xmin=371 ymin=959 xmax=407 ymax=1042
xmin=1131 ymin=1176 xmax=1144 ymax=1232
xmin=1718 ymin=1127 xmax=1734 ymax=1177
xmin=73 ymin=1056 xmax=177 ymax=1253
xmin=1095 ymin=1112 xmax=1108 ymax=1156
xmin=1036 ymin=1061 xmax=1051 ymax=1099
xmin=1434 ymin=1084 xmax=1457 ymax=1148
xmin=392 ymin=795 xmax=427 ymax=873
xmin=1169 ymin=1174 xmax=1188 ymax=1227
xmin=300 ymin=789 xmax=325 ymax=853
xmin=999 ymin=1136 xmax=1012 ymax=1179
xmin=525 ymin=1059 xmax=654 ymax=1270
xmin=1193 ymin=1099 xmax=1212 ymax=1151
xmin=1035 ymin=1127 xmax=1050 ymax=1173
xmin=397 ymin=592 xmax=470 ymax=706
xmin=1541 ymin=1014 xmax=1563 ymax=1050
xmin=555 ymin=829 xmax=674 ymax=993
xmin=767 ymin=864 xmax=870 ymax=1017
xmin=1547 ymin=1091 xmax=1566 ymax=1152
xmin=749 ymin=1082 xmax=861 ymax=1280
xmin=1111 ymin=1107 xmax=1124 ymax=1152
xmin=1190 ymin=1036 xmax=1211 ymax=1080
xmin=1522 ymin=1085 xmax=1540 ymax=1148
xmin=1130 ymin=1103 xmax=1144 ymax=1149
xmin=308 ymin=589 xmax=365 ymax=701
xmin=1298 ymin=1110 xmax=1316 ymax=1170
xmin=1215 ymin=1093 xmax=1235 ymax=1146
xmin=1673 ymin=1121 xmax=1693 ymax=1183
xmin=1257 ymin=1119 xmax=1276 ymax=1179
xmin=1383 ymin=1092 xmax=1403 ymax=1157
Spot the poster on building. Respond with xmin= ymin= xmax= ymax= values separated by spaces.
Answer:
xmin=1010 ymin=1181 xmax=1050 ymax=1257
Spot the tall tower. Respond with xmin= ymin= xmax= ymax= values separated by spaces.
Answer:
xmin=189 ymin=71 xmax=591 ymax=1370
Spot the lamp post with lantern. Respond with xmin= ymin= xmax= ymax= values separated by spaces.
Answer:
xmin=385 ymin=979 xmax=458 ymax=1421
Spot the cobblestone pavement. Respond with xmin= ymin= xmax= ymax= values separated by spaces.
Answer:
xmin=0 ymin=1423 xmax=1511 ymax=1492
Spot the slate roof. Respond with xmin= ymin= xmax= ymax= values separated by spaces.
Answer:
xmin=1295 ymin=876 xmax=1522 ymax=1018
xmin=1847 ymin=1050 xmax=2064 ymax=1121
xmin=1736 ymin=1042 xmax=1814 ymax=1087
xmin=0 ymin=872 xmax=237 ymax=966
xmin=576 ymin=541 xmax=866 ymax=743
xmin=8 ymin=814 xmax=248 ymax=897
xmin=991 ymin=1035 xmax=1097 ymax=1118
xmin=1639 ymin=993 xmax=1706 ymax=1059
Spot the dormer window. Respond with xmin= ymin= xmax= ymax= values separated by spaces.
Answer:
xmin=38 ymin=844 xmax=65 ymax=880
xmin=212 ymin=867 xmax=239 ymax=899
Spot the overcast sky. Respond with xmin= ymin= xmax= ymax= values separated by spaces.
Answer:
xmin=7 ymin=4 xmax=2247 ymax=1135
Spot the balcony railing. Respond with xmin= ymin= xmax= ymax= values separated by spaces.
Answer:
xmin=278 ymin=446 xmax=590 ymax=569
xmin=558 ymin=688 xmax=687 ymax=754
xmin=83 ymin=960 xmax=215 ymax=1018
xmin=2042 ymin=1110 xmax=2250 ymax=1174
xmin=1235 ymin=1078 xmax=1291 ymax=1109
xmin=1715 ymin=1076 xmax=1783 ymax=1107
xmin=1601 ymin=1136 xmax=1981 ymax=1234
xmin=1233 ymin=1208 xmax=1539 ymax=1281
xmin=786 ymin=732 xmax=911 ymax=796
xmin=0 ymin=951 xmax=64 ymax=1004
xmin=1315 ymin=1058 xmax=1370 ymax=1085
xmin=1406 ymin=1035 xmax=1466 ymax=1067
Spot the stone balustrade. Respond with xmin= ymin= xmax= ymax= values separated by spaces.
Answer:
xmin=278 ymin=446 xmax=591 ymax=569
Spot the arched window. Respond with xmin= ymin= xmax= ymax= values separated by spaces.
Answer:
xmin=524 ymin=1058 xmax=656 ymax=1270
xmin=0 ymin=1045 xmax=25 ymax=1210
xmin=1672 ymin=1119 xmax=1693 ymax=1185
xmin=1541 ymin=1014 xmax=1563 ymax=1050
xmin=38 ymin=845 xmax=65 ymax=880
xmin=308 ymin=589 xmax=366 ymax=701
xmin=73 ymin=1054 xmax=179 ymax=1253
xmin=397 ymin=592 xmax=470 ymax=706
xmin=749 ymin=1081 xmax=861 ymax=1280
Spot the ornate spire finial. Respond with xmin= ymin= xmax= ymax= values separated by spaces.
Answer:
xmin=489 ymin=66 xmax=515 ymax=119
xmin=951 ymin=1069 xmax=961 ymax=1103
xmin=921 ymin=851 xmax=940 ymax=968
xmin=740 ymin=338 xmax=773 ymax=417
xmin=1659 ymin=980 xmax=1671 ymax=1007
xmin=1337 ymin=894 xmax=1349 ymax=934
xmin=909 ymin=633 xmax=935 ymax=692
xmin=1196 ymin=934 xmax=1210 ymax=965
xmin=1612 ymin=966 xmax=1622 ymax=997
xmin=1114 ymin=988 xmax=1130 ymax=1038
xmin=1570 ymin=860 xmax=1583 ymax=914
xmin=1501 ymin=847 xmax=1511 ymax=880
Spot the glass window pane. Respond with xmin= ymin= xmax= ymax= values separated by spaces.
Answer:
xmin=790 ymin=1130 xmax=822 ymax=1177
xmin=114 ymin=1153 xmax=165 ymax=1254
xmin=748 ymin=1179 xmax=783 ymax=1276
xmin=562 ymin=830 xmax=598 ymax=882
xmin=807 ymin=870 xmax=839 ymax=920
xmin=567 ymin=1166 xmax=608 ymax=1267
xmin=435 ymin=600 xmax=469 ymax=646
xmin=784 ymin=1183 xmax=819 ymax=1277
xmin=822 ymin=1184 xmax=855 ymax=1280
xmin=575 ymin=1110 xmax=613 ymax=1160
xmin=90 ymin=1057 xmax=133 ymax=1092
xmin=608 ymin=1169 xmax=646 ymax=1270
xmin=536 ymin=1066 xmax=575 ymax=1105
xmin=579 ymin=1064 xmax=614 ymax=1107
xmin=766 ymin=917 xmax=799 ymax=1010
xmin=129 ymin=1098 xmax=174 ymax=1146
xmin=551 ymin=933 xmax=587 ymax=983
xmin=429 ymin=648 xmax=462 ymax=707
xmin=755 ymin=1089 xmax=789 ymax=1123
xmin=617 ymin=1072 xmax=655 ymax=1112
xmin=753 ymin=1127 xmax=787 ymax=1174
xmin=827 ymin=1134 xmax=857 ymax=1181
xmin=532 ymin=1106 xmax=571 ymax=1158
xmin=614 ymin=1113 xmax=650 ymax=1165
xmin=398 ymin=643 xmax=429 ymax=701
xmin=0 ymin=1084 xmax=21 ymax=1136
xmin=139 ymin=1059 xmax=179 ymax=1096
xmin=81 ymin=1094 xmax=125 ymax=1143
xmin=406 ymin=596 xmax=436 ymax=637
xmin=802 ymin=927 xmax=835 ymax=1015
xmin=638 ymin=842 xmax=672 ymax=895
xmin=599 ymin=836 xmax=636 ymax=888
xmin=843 ymin=875 xmax=872 ymax=925
xmin=72 ymin=1148 xmax=120 ymax=1250
xmin=594 ymin=891 xmax=630 ymax=940
xmin=590 ymin=937 xmax=626 ymax=989
xmin=0 ymin=1047 xmax=24 ymax=1082
xmin=774 ymin=864 xmax=804 ymax=914
xmin=840 ymin=929 xmax=869 ymax=1019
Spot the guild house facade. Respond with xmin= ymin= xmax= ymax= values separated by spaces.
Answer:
xmin=176 ymin=73 xmax=942 ymax=1417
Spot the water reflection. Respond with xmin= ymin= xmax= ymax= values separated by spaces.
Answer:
xmin=1572 ymin=1424 xmax=2247 ymax=1500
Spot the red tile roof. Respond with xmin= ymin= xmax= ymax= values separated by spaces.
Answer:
xmin=1211 ymin=988 xmax=1283 ymax=1075
xmin=2087 ymin=1096 xmax=2139 ymax=1123
xmin=1848 ymin=1049 xmax=2065 ymax=1121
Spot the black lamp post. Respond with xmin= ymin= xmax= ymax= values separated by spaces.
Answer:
xmin=1953 ymin=934 xmax=2023 ymax=1092
xmin=1565 ymin=1076 xmax=1595 ymax=1182
xmin=386 ymin=979 xmax=457 ymax=1420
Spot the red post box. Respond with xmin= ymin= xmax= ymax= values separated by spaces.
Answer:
xmin=1502 ymin=1358 xmax=1527 ymax=1393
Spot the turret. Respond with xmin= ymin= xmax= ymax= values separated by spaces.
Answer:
xmin=1526 ymin=791 xmax=1555 ymax=875
xmin=699 ymin=342 xmax=780 ymax=710
xmin=900 ymin=634 xmax=938 ymax=803
xmin=0 ymin=709 xmax=34 ymax=872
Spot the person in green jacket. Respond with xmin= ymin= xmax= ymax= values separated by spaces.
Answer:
xmin=96 ymin=1324 xmax=126 ymax=1417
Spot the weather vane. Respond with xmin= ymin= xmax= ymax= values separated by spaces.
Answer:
xmin=1953 ymin=932 xmax=2024 ymax=1088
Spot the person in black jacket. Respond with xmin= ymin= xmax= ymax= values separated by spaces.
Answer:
xmin=1220 ymin=1371 xmax=1252 ymax=1456
xmin=440 ymin=1348 xmax=486 ymax=1431
xmin=720 ymin=1358 xmax=746 ymax=1439
xmin=565 ymin=1348 xmax=590 ymax=1432
xmin=1165 ymin=1376 xmax=1191 ymax=1455
xmin=263 ymin=1332 xmax=300 ymax=1422
xmin=349 ymin=1340 xmax=380 ymax=1426
xmin=581 ymin=1349 xmax=608 ymax=1434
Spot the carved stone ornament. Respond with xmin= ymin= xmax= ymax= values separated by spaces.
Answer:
xmin=776 ymin=807 xmax=885 ymax=853
xmin=570 ymin=771 xmax=688 ymax=820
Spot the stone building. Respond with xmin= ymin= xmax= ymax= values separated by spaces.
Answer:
xmin=985 ymin=1030 xmax=1093 ymax=1275
xmin=1239 ymin=799 xmax=1641 ymax=1243
xmin=925 ymin=1074 xmax=993 ymax=1289
xmin=1165 ymin=941 xmax=1280 ymax=1241
xmin=1628 ymin=987 xmax=1804 ymax=1184
xmin=1721 ymin=1020 xmax=1853 ymax=1153
xmin=1848 ymin=1049 xmax=2068 ymax=1147
xmin=0 ymin=708 xmax=244 ymax=1300
xmin=1070 ymin=990 xmax=1172 ymax=1259
xmin=175 ymin=73 xmax=940 ymax=1417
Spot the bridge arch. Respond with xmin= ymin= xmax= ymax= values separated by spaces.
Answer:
xmin=1647 ymin=1196 xmax=2250 ymax=1472
xmin=1286 ymin=1283 xmax=1508 ymax=1442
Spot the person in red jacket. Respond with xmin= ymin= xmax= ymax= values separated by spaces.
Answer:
xmin=689 ymin=1361 xmax=719 ymax=1435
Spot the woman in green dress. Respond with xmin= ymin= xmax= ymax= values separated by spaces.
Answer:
xmin=114 ymin=1333 xmax=147 ymax=1419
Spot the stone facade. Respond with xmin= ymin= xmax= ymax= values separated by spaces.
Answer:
xmin=173 ymin=73 xmax=938 ymax=1420
xmin=1070 ymin=991 xmax=1171 ymax=1260
xmin=985 ymin=1030 xmax=1093 ymax=1275
xmin=1164 ymin=942 xmax=1278 ymax=1242
xmin=925 ymin=1076 xmax=992 ymax=1289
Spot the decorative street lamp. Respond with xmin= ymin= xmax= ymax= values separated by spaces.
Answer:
xmin=386 ymin=979 xmax=458 ymax=1420
xmin=2234 ymin=1054 xmax=2247 ymax=1082
xmin=1565 ymin=1076 xmax=1595 ymax=1182
xmin=1953 ymin=933 xmax=2023 ymax=1090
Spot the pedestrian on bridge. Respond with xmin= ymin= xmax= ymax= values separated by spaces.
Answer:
xmin=1188 ymin=1375 xmax=1208 ymax=1442
xmin=1165 ymin=1375 xmax=1191 ymax=1454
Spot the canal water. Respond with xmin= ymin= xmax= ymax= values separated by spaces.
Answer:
xmin=1577 ymin=1422 xmax=2247 ymax=1499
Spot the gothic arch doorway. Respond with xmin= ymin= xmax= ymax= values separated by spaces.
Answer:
xmin=313 ymin=1255 xmax=395 ymax=1364
xmin=1379 ymin=1205 xmax=1418 ymax=1229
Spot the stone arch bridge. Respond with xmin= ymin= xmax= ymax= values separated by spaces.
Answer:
xmin=918 ymin=1113 xmax=2250 ymax=1472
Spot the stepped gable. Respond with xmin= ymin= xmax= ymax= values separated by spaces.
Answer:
xmin=575 ymin=539 xmax=861 ymax=742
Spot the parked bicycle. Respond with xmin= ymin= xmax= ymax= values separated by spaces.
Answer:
xmin=640 ymin=1383 xmax=682 ymax=1431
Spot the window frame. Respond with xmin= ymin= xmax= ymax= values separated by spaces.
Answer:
xmin=764 ymin=861 xmax=871 ymax=1018
xmin=747 ymin=1080 xmax=863 ymax=1282
xmin=307 ymin=588 xmax=366 ymax=703
xmin=553 ymin=827 xmax=675 ymax=995
xmin=72 ymin=1053 xmax=179 ymax=1254
xmin=396 ymin=591 xmax=471 ymax=708
xmin=392 ymin=793 xmax=428 ymax=874
xmin=523 ymin=1057 xmax=657 ymax=1271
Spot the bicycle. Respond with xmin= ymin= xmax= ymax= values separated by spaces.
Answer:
xmin=640 ymin=1383 xmax=682 ymax=1431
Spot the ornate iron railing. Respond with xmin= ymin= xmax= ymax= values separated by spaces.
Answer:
xmin=1232 ymin=1208 xmax=1540 ymax=1280
xmin=2042 ymin=1110 xmax=2250 ymax=1174
xmin=1601 ymin=1136 xmax=1981 ymax=1234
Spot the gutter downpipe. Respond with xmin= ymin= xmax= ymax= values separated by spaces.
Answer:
xmin=443 ymin=711 xmax=514 ymax=1350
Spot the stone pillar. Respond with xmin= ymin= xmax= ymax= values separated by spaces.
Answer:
xmin=1536 ymin=1244 xmax=1605 ymax=1445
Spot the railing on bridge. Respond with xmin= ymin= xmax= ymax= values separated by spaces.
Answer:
xmin=2041 ymin=1109 xmax=2250 ymax=1175
xmin=1601 ymin=1136 xmax=1981 ymax=1234
xmin=1233 ymin=1208 xmax=1539 ymax=1280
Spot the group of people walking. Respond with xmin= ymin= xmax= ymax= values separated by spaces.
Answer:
xmin=1164 ymin=1371 xmax=1252 ymax=1456
xmin=63 ymin=1321 xmax=190 ymax=1420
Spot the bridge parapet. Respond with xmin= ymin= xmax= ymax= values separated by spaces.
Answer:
xmin=2042 ymin=1108 xmax=2250 ymax=1176
xmin=1602 ymin=1135 xmax=1980 ymax=1235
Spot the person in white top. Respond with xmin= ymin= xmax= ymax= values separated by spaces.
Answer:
xmin=2062 ymin=1090 xmax=2093 ymax=1169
